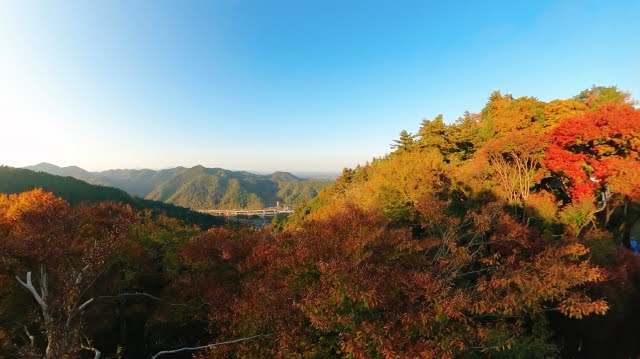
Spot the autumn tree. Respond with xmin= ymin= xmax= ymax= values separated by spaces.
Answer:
xmin=203 ymin=194 xmax=608 ymax=359
xmin=478 ymin=91 xmax=548 ymax=139
xmin=544 ymin=104 xmax=640 ymax=238
xmin=0 ymin=189 xmax=135 ymax=358
xmin=543 ymin=99 xmax=588 ymax=129
xmin=102 ymin=211 xmax=204 ymax=358
xmin=478 ymin=91 xmax=512 ymax=141
xmin=482 ymin=134 xmax=547 ymax=211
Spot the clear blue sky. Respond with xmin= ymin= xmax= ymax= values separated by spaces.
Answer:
xmin=1 ymin=0 xmax=638 ymax=172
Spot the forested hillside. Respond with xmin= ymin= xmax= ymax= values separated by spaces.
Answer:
xmin=92 ymin=167 xmax=189 ymax=197
xmin=0 ymin=166 xmax=223 ymax=229
xmin=25 ymin=163 xmax=330 ymax=209
xmin=146 ymin=166 xmax=329 ymax=209
xmin=23 ymin=163 xmax=190 ymax=197
xmin=279 ymin=85 xmax=640 ymax=357
xmin=2 ymin=86 xmax=640 ymax=359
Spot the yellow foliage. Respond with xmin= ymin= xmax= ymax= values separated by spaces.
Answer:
xmin=543 ymin=99 xmax=588 ymax=129
xmin=525 ymin=192 xmax=559 ymax=223
xmin=558 ymin=199 xmax=598 ymax=237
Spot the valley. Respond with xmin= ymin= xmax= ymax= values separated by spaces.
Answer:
xmin=23 ymin=163 xmax=332 ymax=210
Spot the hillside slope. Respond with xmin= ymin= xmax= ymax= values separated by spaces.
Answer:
xmin=24 ymin=163 xmax=330 ymax=209
xmin=24 ymin=163 xmax=188 ymax=197
xmin=146 ymin=166 xmax=328 ymax=209
xmin=273 ymin=87 xmax=640 ymax=358
xmin=92 ymin=167 xmax=188 ymax=197
xmin=0 ymin=166 xmax=223 ymax=229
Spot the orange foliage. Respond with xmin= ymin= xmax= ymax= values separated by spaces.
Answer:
xmin=545 ymin=104 xmax=640 ymax=201
xmin=202 ymin=200 xmax=606 ymax=358
xmin=0 ymin=189 xmax=136 ymax=358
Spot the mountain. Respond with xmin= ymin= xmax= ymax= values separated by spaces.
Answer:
xmin=91 ymin=167 xmax=188 ymax=197
xmin=22 ymin=163 xmax=331 ymax=210
xmin=146 ymin=166 xmax=329 ymax=209
xmin=24 ymin=162 xmax=95 ymax=182
xmin=0 ymin=166 xmax=223 ymax=229
xmin=23 ymin=163 xmax=188 ymax=197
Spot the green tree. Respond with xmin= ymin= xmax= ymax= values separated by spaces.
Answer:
xmin=447 ymin=111 xmax=481 ymax=162
xmin=574 ymin=85 xmax=635 ymax=110
xmin=390 ymin=130 xmax=415 ymax=152
xmin=417 ymin=114 xmax=448 ymax=150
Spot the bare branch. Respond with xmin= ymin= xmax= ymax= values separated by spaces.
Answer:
xmin=66 ymin=297 xmax=96 ymax=333
xmin=150 ymin=334 xmax=272 ymax=359
xmin=66 ymin=266 xmax=106 ymax=333
xmin=97 ymin=292 xmax=202 ymax=309
xmin=78 ymin=298 xmax=95 ymax=312
xmin=15 ymin=272 xmax=50 ymax=321
xmin=76 ymin=266 xmax=103 ymax=303
xmin=80 ymin=335 xmax=102 ymax=359
xmin=101 ymin=291 xmax=162 ymax=301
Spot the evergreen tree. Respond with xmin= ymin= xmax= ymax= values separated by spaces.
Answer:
xmin=390 ymin=130 xmax=415 ymax=152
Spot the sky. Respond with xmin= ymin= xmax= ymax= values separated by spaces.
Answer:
xmin=1 ymin=0 xmax=639 ymax=173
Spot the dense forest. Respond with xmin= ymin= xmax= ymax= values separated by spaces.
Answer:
xmin=23 ymin=163 xmax=190 ymax=199
xmin=24 ymin=164 xmax=330 ymax=210
xmin=1 ymin=85 xmax=640 ymax=358
xmin=145 ymin=166 xmax=328 ymax=209
xmin=0 ymin=166 xmax=223 ymax=229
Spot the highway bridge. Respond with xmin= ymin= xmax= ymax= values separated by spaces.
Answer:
xmin=197 ymin=207 xmax=294 ymax=217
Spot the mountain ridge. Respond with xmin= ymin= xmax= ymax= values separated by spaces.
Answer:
xmin=23 ymin=163 xmax=330 ymax=209
xmin=0 ymin=166 xmax=223 ymax=229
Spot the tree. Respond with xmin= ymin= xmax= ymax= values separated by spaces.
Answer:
xmin=417 ymin=114 xmax=448 ymax=151
xmin=543 ymin=99 xmax=588 ymax=129
xmin=545 ymin=104 xmax=640 ymax=199
xmin=482 ymin=134 xmax=546 ymax=211
xmin=574 ymin=85 xmax=636 ymax=111
xmin=479 ymin=92 xmax=547 ymax=137
xmin=447 ymin=111 xmax=481 ymax=162
xmin=213 ymin=199 xmax=607 ymax=358
xmin=544 ymin=104 xmax=640 ymax=239
xmin=390 ymin=130 xmax=415 ymax=152
xmin=0 ymin=189 xmax=135 ymax=358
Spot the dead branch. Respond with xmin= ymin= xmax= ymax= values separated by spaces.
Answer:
xmin=15 ymin=272 xmax=51 ymax=323
xmin=150 ymin=334 xmax=272 ymax=359
xmin=97 ymin=292 xmax=202 ymax=309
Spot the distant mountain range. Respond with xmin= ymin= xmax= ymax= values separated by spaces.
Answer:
xmin=0 ymin=166 xmax=223 ymax=229
xmin=23 ymin=163 xmax=331 ymax=209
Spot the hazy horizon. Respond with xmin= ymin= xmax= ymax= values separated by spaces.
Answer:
xmin=18 ymin=161 xmax=340 ymax=178
xmin=2 ymin=0 xmax=639 ymax=172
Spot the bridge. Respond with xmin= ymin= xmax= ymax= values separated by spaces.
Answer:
xmin=197 ymin=207 xmax=294 ymax=217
